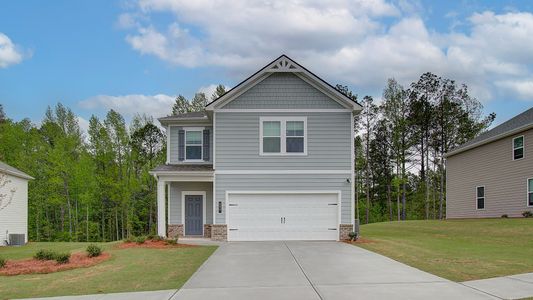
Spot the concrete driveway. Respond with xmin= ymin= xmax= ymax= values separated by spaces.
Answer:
xmin=174 ymin=241 xmax=497 ymax=300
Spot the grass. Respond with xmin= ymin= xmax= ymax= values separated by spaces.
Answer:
xmin=355 ymin=218 xmax=533 ymax=282
xmin=0 ymin=242 xmax=217 ymax=299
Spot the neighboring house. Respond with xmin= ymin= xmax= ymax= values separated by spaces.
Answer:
xmin=0 ymin=161 xmax=33 ymax=246
xmin=445 ymin=107 xmax=533 ymax=218
xmin=151 ymin=55 xmax=361 ymax=241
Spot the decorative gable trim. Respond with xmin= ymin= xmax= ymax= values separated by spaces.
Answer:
xmin=206 ymin=55 xmax=361 ymax=112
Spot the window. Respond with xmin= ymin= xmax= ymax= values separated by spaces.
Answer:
xmin=476 ymin=186 xmax=485 ymax=210
xmin=513 ymin=136 xmax=524 ymax=160
xmin=262 ymin=121 xmax=281 ymax=153
xmin=260 ymin=117 xmax=307 ymax=155
xmin=528 ymin=179 xmax=533 ymax=207
xmin=286 ymin=121 xmax=304 ymax=153
xmin=185 ymin=130 xmax=202 ymax=160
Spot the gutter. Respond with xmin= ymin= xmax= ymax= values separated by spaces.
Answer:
xmin=445 ymin=123 xmax=533 ymax=158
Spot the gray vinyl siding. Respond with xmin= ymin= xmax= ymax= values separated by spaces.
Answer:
xmin=215 ymin=112 xmax=351 ymax=170
xmin=222 ymin=73 xmax=344 ymax=109
xmin=215 ymin=174 xmax=352 ymax=224
xmin=169 ymin=182 xmax=213 ymax=224
xmin=446 ymin=128 xmax=533 ymax=218
xmin=168 ymin=126 xmax=213 ymax=164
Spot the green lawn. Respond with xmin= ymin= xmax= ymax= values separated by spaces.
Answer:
xmin=0 ymin=242 xmax=217 ymax=300
xmin=355 ymin=219 xmax=533 ymax=282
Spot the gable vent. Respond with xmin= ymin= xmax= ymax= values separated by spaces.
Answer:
xmin=268 ymin=58 xmax=300 ymax=73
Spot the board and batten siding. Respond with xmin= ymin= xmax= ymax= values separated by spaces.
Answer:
xmin=168 ymin=126 xmax=213 ymax=164
xmin=215 ymin=112 xmax=352 ymax=170
xmin=0 ymin=174 xmax=28 ymax=245
xmin=221 ymin=73 xmax=344 ymax=109
xmin=446 ymin=128 xmax=533 ymax=218
xmin=169 ymin=182 xmax=213 ymax=224
xmin=215 ymin=174 xmax=352 ymax=224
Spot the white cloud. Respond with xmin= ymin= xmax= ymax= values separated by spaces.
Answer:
xmin=120 ymin=1 xmax=533 ymax=102
xmin=0 ymin=33 xmax=26 ymax=68
xmin=495 ymin=79 xmax=533 ymax=100
xmin=78 ymin=94 xmax=175 ymax=119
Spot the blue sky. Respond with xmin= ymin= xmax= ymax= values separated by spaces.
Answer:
xmin=1 ymin=0 xmax=533 ymax=131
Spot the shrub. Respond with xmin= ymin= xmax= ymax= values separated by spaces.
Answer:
xmin=165 ymin=238 xmax=177 ymax=245
xmin=151 ymin=235 xmax=164 ymax=242
xmin=0 ymin=257 xmax=6 ymax=268
xmin=86 ymin=244 xmax=102 ymax=258
xmin=123 ymin=236 xmax=133 ymax=243
xmin=55 ymin=253 xmax=71 ymax=264
xmin=146 ymin=234 xmax=155 ymax=240
xmin=34 ymin=249 xmax=57 ymax=261
xmin=501 ymin=214 xmax=509 ymax=218
xmin=348 ymin=231 xmax=358 ymax=241
xmin=134 ymin=236 xmax=146 ymax=244
xmin=523 ymin=211 xmax=533 ymax=218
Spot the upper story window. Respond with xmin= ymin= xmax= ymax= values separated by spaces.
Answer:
xmin=185 ymin=130 xmax=203 ymax=160
xmin=527 ymin=178 xmax=533 ymax=206
xmin=260 ymin=117 xmax=307 ymax=156
xmin=476 ymin=186 xmax=485 ymax=210
xmin=513 ymin=136 xmax=524 ymax=160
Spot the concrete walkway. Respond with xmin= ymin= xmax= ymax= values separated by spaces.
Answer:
xmin=463 ymin=272 xmax=533 ymax=300
xmin=25 ymin=241 xmax=531 ymax=300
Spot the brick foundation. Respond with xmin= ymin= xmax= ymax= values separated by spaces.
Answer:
xmin=204 ymin=224 xmax=212 ymax=238
xmin=167 ymin=224 xmax=183 ymax=238
xmin=339 ymin=224 xmax=354 ymax=240
xmin=211 ymin=224 xmax=227 ymax=241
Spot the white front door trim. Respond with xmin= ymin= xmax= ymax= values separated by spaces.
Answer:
xmin=181 ymin=191 xmax=207 ymax=236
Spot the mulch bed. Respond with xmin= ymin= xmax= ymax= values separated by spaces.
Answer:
xmin=117 ymin=239 xmax=197 ymax=249
xmin=0 ymin=252 xmax=111 ymax=276
xmin=344 ymin=237 xmax=376 ymax=244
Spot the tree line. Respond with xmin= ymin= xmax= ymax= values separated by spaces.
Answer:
xmin=341 ymin=73 xmax=494 ymax=223
xmin=0 ymin=76 xmax=493 ymax=242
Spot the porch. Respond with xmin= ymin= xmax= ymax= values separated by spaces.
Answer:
xmin=152 ymin=164 xmax=225 ymax=241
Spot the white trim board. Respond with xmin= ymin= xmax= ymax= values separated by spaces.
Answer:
xmin=217 ymin=109 xmax=352 ymax=113
xmin=181 ymin=191 xmax=207 ymax=236
xmin=215 ymin=170 xmax=352 ymax=175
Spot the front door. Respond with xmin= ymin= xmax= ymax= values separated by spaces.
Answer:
xmin=185 ymin=195 xmax=203 ymax=235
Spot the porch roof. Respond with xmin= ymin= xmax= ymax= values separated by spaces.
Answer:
xmin=150 ymin=164 xmax=214 ymax=182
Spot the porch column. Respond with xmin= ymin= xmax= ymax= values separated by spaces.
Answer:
xmin=157 ymin=178 xmax=167 ymax=237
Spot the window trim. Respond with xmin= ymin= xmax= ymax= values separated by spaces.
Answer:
xmin=513 ymin=135 xmax=524 ymax=161
xmin=476 ymin=185 xmax=485 ymax=210
xmin=184 ymin=127 xmax=204 ymax=162
xmin=259 ymin=116 xmax=307 ymax=156
xmin=526 ymin=177 xmax=533 ymax=207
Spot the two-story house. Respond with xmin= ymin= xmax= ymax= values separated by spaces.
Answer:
xmin=150 ymin=55 xmax=361 ymax=241
xmin=445 ymin=107 xmax=533 ymax=218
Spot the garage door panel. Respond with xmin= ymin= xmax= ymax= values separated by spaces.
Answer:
xmin=228 ymin=193 xmax=339 ymax=241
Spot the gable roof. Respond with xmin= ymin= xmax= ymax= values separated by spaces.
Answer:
xmin=446 ymin=106 xmax=533 ymax=157
xmin=206 ymin=54 xmax=361 ymax=111
xmin=0 ymin=161 xmax=34 ymax=180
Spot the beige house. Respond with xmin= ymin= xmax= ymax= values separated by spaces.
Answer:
xmin=445 ymin=107 xmax=533 ymax=218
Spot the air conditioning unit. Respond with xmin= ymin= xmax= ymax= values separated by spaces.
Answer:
xmin=9 ymin=234 xmax=26 ymax=246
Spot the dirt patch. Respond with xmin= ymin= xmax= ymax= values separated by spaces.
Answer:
xmin=0 ymin=252 xmax=111 ymax=276
xmin=117 ymin=240 xmax=197 ymax=249
xmin=344 ymin=237 xmax=376 ymax=244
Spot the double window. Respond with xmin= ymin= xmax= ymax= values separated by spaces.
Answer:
xmin=527 ymin=178 xmax=533 ymax=206
xmin=185 ymin=129 xmax=203 ymax=160
xmin=260 ymin=117 xmax=307 ymax=155
xmin=513 ymin=136 xmax=524 ymax=160
xmin=476 ymin=186 xmax=485 ymax=210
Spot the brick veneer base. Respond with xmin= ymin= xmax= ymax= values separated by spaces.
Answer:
xmin=168 ymin=224 xmax=183 ymax=238
xmin=339 ymin=224 xmax=354 ymax=240
xmin=211 ymin=224 xmax=227 ymax=241
xmin=204 ymin=224 xmax=212 ymax=238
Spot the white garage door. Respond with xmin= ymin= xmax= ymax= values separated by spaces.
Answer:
xmin=227 ymin=192 xmax=339 ymax=241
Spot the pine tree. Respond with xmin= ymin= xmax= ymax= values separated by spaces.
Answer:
xmin=190 ymin=93 xmax=207 ymax=112
xmin=211 ymin=84 xmax=227 ymax=101
xmin=172 ymin=95 xmax=190 ymax=115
